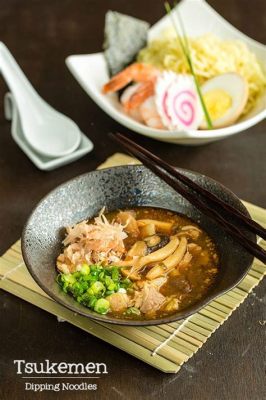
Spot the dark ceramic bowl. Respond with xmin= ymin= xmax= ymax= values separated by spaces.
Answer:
xmin=22 ymin=165 xmax=255 ymax=326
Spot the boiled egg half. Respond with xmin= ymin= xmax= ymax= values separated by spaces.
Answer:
xmin=200 ymin=73 xmax=248 ymax=129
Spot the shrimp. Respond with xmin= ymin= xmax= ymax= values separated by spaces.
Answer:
xmin=102 ymin=63 xmax=159 ymax=94
xmin=120 ymin=84 xmax=144 ymax=122
xmin=140 ymin=96 xmax=165 ymax=129
xmin=123 ymin=80 xmax=155 ymax=111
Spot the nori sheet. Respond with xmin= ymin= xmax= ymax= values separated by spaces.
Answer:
xmin=103 ymin=11 xmax=150 ymax=76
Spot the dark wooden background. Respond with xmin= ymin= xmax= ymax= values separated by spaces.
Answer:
xmin=0 ymin=1 xmax=265 ymax=399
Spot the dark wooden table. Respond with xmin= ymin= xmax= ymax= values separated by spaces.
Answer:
xmin=0 ymin=1 xmax=265 ymax=399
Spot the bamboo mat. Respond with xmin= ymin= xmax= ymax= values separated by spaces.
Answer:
xmin=0 ymin=153 xmax=265 ymax=373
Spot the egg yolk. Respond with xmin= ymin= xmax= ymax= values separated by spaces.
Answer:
xmin=203 ymin=89 xmax=232 ymax=120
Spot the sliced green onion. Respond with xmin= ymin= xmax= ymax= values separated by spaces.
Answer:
xmin=94 ymin=299 xmax=110 ymax=314
xmin=56 ymin=264 xmax=132 ymax=315
xmin=126 ymin=307 xmax=141 ymax=316
xmin=80 ymin=263 xmax=90 ymax=275
xmin=90 ymin=281 xmax=105 ymax=296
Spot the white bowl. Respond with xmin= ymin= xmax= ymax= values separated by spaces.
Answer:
xmin=66 ymin=0 xmax=266 ymax=145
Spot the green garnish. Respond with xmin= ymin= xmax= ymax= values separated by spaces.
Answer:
xmin=94 ymin=298 xmax=110 ymax=314
xmin=90 ymin=281 xmax=106 ymax=295
xmin=164 ymin=2 xmax=213 ymax=129
xmin=57 ymin=264 xmax=132 ymax=315
xmin=126 ymin=307 xmax=141 ymax=316
xmin=80 ymin=263 xmax=90 ymax=275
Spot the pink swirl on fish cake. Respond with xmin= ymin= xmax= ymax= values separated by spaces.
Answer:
xmin=155 ymin=73 xmax=202 ymax=130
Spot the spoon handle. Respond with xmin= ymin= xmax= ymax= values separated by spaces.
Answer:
xmin=0 ymin=42 xmax=42 ymax=108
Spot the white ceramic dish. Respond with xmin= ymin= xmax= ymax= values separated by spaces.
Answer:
xmin=66 ymin=0 xmax=266 ymax=145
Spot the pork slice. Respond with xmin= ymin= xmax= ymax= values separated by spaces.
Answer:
xmin=107 ymin=293 xmax=129 ymax=313
xmin=139 ymin=283 xmax=165 ymax=314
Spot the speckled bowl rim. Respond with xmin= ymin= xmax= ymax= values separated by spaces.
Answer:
xmin=21 ymin=165 xmax=255 ymax=326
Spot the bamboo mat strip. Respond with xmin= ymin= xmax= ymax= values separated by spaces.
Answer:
xmin=0 ymin=153 xmax=265 ymax=373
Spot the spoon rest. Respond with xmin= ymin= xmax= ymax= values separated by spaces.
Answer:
xmin=4 ymin=92 xmax=93 ymax=171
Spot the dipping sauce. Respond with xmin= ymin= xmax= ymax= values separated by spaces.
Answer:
xmin=56 ymin=207 xmax=219 ymax=320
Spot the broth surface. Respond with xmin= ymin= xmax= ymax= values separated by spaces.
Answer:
xmin=106 ymin=207 xmax=219 ymax=319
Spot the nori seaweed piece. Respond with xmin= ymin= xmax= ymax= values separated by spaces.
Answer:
xmin=103 ymin=11 xmax=150 ymax=76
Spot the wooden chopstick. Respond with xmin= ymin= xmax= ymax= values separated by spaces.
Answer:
xmin=115 ymin=134 xmax=266 ymax=240
xmin=110 ymin=133 xmax=266 ymax=264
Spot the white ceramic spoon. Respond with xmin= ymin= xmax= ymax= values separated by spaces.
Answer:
xmin=0 ymin=42 xmax=81 ymax=158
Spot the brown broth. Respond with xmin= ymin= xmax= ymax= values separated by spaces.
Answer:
xmin=106 ymin=207 xmax=219 ymax=320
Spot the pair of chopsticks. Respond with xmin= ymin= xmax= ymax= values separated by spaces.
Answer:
xmin=110 ymin=132 xmax=266 ymax=264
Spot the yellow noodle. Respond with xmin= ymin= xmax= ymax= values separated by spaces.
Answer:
xmin=138 ymin=33 xmax=266 ymax=115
